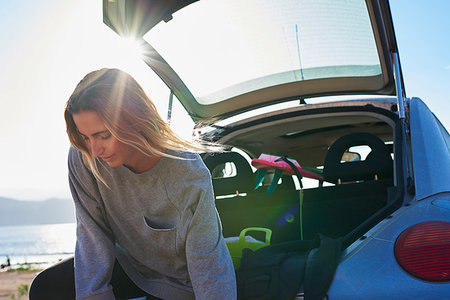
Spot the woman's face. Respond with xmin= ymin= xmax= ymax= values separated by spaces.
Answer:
xmin=73 ymin=110 xmax=139 ymax=169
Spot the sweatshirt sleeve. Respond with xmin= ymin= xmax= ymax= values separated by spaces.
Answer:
xmin=68 ymin=148 xmax=117 ymax=300
xmin=183 ymin=162 xmax=237 ymax=300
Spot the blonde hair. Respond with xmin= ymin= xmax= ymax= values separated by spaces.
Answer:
xmin=65 ymin=68 xmax=212 ymax=183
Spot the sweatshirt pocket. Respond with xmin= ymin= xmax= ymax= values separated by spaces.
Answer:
xmin=143 ymin=216 xmax=178 ymax=255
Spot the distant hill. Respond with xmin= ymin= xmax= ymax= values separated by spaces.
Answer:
xmin=0 ymin=197 xmax=76 ymax=226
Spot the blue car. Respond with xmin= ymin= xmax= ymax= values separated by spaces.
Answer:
xmin=103 ymin=0 xmax=450 ymax=298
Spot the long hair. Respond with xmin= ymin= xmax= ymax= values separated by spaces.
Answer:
xmin=65 ymin=68 xmax=211 ymax=183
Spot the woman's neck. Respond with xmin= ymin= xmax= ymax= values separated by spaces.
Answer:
xmin=125 ymin=148 xmax=163 ymax=174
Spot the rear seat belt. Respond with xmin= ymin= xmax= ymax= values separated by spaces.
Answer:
xmin=252 ymin=154 xmax=306 ymax=240
xmin=276 ymin=156 xmax=305 ymax=240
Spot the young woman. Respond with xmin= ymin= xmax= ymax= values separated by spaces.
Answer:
xmin=30 ymin=68 xmax=236 ymax=300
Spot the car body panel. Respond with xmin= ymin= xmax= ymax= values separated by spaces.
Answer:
xmin=409 ymin=97 xmax=450 ymax=199
xmin=328 ymin=193 xmax=450 ymax=299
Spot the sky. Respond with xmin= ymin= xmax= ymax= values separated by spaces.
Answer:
xmin=0 ymin=0 xmax=449 ymax=201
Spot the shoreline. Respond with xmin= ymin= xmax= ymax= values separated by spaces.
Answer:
xmin=1 ymin=253 xmax=74 ymax=269
xmin=0 ymin=256 xmax=73 ymax=299
xmin=0 ymin=268 xmax=42 ymax=300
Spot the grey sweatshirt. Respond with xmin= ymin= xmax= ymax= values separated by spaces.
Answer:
xmin=68 ymin=147 xmax=236 ymax=300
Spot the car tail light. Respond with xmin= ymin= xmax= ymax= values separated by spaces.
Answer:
xmin=394 ymin=221 xmax=450 ymax=282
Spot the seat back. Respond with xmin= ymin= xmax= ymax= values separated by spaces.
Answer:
xmin=323 ymin=132 xmax=393 ymax=184
xmin=299 ymin=132 xmax=393 ymax=239
xmin=203 ymin=152 xmax=301 ymax=243
xmin=203 ymin=152 xmax=254 ymax=197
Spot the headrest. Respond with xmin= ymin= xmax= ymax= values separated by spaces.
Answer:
xmin=203 ymin=152 xmax=254 ymax=196
xmin=323 ymin=132 xmax=393 ymax=183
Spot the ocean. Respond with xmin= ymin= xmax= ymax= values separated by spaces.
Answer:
xmin=0 ymin=223 xmax=76 ymax=268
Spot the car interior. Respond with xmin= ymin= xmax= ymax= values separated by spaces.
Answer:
xmin=202 ymin=105 xmax=402 ymax=249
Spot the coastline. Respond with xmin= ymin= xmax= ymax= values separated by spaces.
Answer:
xmin=0 ymin=258 xmax=69 ymax=299
xmin=0 ymin=268 xmax=41 ymax=300
xmin=0 ymin=222 xmax=76 ymax=298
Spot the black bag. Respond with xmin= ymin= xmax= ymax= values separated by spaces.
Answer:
xmin=236 ymin=234 xmax=342 ymax=300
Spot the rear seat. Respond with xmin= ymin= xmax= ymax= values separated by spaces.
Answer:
xmin=301 ymin=180 xmax=390 ymax=240
xmin=203 ymin=152 xmax=301 ymax=243
xmin=300 ymin=132 xmax=394 ymax=239
xmin=203 ymin=132 xmax=394 ymax=243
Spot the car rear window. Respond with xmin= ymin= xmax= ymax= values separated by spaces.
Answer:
xmin=144 ymin=0 xmax=381 ymax=104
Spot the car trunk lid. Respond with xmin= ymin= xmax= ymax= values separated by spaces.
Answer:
xmin=103 ymin=0 xmax=404 ymax=123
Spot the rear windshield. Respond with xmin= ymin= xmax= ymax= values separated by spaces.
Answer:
xmin=144 ymin=0 xmax=381 ymax=104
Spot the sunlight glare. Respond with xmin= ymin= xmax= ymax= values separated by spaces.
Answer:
xmin=117 ymin=37 xmax=145 ymax=60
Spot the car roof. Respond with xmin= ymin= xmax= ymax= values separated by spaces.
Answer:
xmin=104 ymin=0 xmax=404 ymax=123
